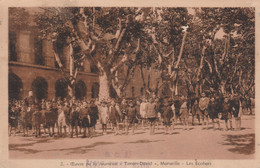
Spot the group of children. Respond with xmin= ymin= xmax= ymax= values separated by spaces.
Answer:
xmin=8 ymin=92 xmax=247 ymax=137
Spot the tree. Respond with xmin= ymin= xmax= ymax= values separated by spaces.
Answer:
xmin=182 ymin=8 xmax=255 ymax=98
xmin=26 ymin=7 xmax=253 ymax=101
xmin=136 ymin=8 xmax=190 ymax=98
xmin=34 ymin=7 xmax=155 ymax=101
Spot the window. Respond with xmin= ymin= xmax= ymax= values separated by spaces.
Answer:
xmin=9 ymin=32 xmax=17 ymax=61
xmin=34 ymin=37 xmax=45 ymax=65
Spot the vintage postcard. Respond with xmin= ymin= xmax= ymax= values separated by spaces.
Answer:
xmin=0 ymin=0 xmax=259 ymax=168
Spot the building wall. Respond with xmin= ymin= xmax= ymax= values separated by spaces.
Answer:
xmin=9 ymin=29 xmax=99 ymax=100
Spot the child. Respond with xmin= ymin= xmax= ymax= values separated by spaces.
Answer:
xmin=222 ymin=97 xmax=233 ymax=131
xmin=146 ymin=98 xmax=157 ymax=135
xmin=162 ymin=100 xmax=173 ymax=134
xmin=179 ymin=96 xmax=189 ymax=130
xmin=100 ymin=102 xmax=109 ymax=135
xmin=126 ymin=101 xmax=137 ymax=135
xmin=9 ymin=105 xmax=18 ymax=136
xmin=109 ymin=100 xmax=121 ymax=135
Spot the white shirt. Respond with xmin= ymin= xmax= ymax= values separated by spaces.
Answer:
xmin=140 ymin=102 xmax=148 ymax=118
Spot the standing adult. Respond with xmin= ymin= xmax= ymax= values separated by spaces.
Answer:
xmin=162 ymin=100 xmax=173 ymax=134
xmin=230 ymin=94 xmax=241 ymax=130
xmin=89 ymin=99 xmax=99 ymax=135
xmin=191 ymin=99 xmax=200 ymax=125
xmin=208 ymin=97 xmax=220 ymax=130
xmin=222 ymin=97 xmax=233 ymax=131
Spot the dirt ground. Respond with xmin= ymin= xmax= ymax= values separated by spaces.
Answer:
xmin=9 ymin=115 xmax=255 ymax=160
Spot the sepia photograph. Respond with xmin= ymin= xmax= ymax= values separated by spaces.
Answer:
xmin=4 ymin=4 xmax=257 ymax=164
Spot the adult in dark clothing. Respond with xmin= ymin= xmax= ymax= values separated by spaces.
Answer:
xmin=20 ymin=103 xmax=31 ymax=136
xmin=44 ymin=101 xmax=58 ymax=137
xmin=191 ymin=99 xmax=200 ymax=125
xmin=161 ymin=101 xmax=173 ymax=134
xmin=208 ymin=97 xmax=220 ymax=130
xmin=31 ymin=104 xmax=44 ymax=137
xmin=230 ymin=95 xmax=241 ymax=130
xmin=173 ymin=98 xmax=181 ymax=124
xmin=246 ymin=96 xmax=252 ymax=115
xmin=222 ymin=97 xmax=233 ymax=131
xmin=89 ymin=100 xmax=99 ymax=135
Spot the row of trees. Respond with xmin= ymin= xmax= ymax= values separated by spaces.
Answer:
xmin=9 ymin=7 xmax=255 ymax=101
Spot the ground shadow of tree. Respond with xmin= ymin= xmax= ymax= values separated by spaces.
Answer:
xmin=221 ymin=133 xmax=255 ymax=155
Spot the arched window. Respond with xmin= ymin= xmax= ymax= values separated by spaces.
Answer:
xmin=9 ymin=73 xmax=23 ymax=100
xmin=31 ymin=77 xmax=48 ymax=101
xmin=75 ymin=80 xmax=87 ymax=100
xmin=55 ymin=78 xmax=68 ymax=100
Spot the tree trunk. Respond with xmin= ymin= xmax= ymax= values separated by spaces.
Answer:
xmin=68 ymin=85 xmax=74 ymax=98
xmin=98 ymin=72 xmax=111 ymax=101
xmin=195 ymin=45 xmax=206 ymax=97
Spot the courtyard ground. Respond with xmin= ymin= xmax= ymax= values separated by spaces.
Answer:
xmin=9 ymin=115 xmax=255 ymax=160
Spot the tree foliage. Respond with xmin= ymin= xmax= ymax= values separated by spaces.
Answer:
xmin=10 ymin=7 xmax=254 ymax=99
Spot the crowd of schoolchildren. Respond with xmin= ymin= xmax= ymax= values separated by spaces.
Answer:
xmin=8 ymin=91 xmax=253 ymax=138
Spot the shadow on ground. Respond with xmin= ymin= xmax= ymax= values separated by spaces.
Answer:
xmin=9 ymin=137 xmax=54 ymax=154
xmin=221 ymin=133 xmax=255 ymax=155
xmin=9 ymin=136 xmax=114 ymax=155
xmin=126 ymin=139 xmax=164 ymax=144
xmin=59 ymin=142 xmax=115 ymax=154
